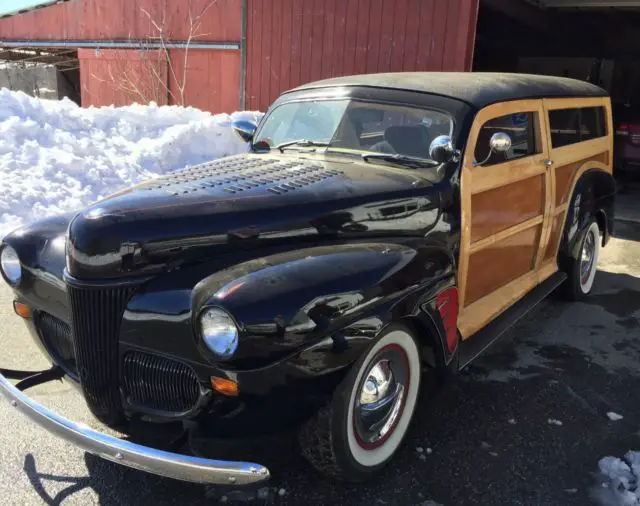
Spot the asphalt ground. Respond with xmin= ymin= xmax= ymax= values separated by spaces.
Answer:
xmin=1 ymin=195 xmax=639 ymax=506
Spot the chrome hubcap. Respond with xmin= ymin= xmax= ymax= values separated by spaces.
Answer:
xmin=354 ymin=355 xmax=407 ymax=446
xmin=580 ymin=229 xmax=596 ymax=286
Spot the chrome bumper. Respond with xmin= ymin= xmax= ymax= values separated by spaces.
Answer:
xmin=0 ymin=372 xmax=270 ymax=486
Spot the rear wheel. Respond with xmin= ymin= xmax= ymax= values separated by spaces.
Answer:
xmin=561 ymin=219 xmax=601 ymax=300
xmin=298 ymin=323 xmax=421 ymax=482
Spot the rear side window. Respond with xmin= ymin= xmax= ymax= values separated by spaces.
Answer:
xmin=474 ymin=112 xmax=538 ymax=166
xmin=548 ymin=106 xmax=607 ymax=148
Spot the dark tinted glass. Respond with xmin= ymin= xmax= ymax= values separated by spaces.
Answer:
xmin=474 ymin=112 xmax=537 ymax=166
xmin=579 ymin=107 xmax=606 ymax=141
xmin=549 ymin=108 xmax=580 ymax=148
xmin=549 ymin=107 xmax=606 ymax=148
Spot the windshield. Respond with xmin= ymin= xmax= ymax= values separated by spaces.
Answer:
xmin=253 ymin=99 xmax=453 ymax=160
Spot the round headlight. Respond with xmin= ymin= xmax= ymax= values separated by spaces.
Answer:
xmin=1 ymin=245 xmax=22 ymax=286
xmin=200 ymin=308 xmax=239 ymax=359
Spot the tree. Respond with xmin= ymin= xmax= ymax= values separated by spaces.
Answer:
xmin=89 ymin=0 xmax=218 ymax=106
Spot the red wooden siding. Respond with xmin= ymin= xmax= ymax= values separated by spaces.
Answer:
xmin=79 ymin=48 xmax=240 ymax=112
xmin=79 ymin=48 xmax=170 ymax=107
xmin=246 ymin=0 xmax=480 ymax=111
xmin=0 ymin=0 xmax=241 ymax=42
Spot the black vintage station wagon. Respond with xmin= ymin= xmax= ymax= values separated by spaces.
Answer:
xmin=1 ymin=73 xmax=615 ymax=490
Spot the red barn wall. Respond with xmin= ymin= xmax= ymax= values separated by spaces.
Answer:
xmin=245 ymin=0 xmax=480 ymax=111
xmin=0 ymin=0 xmax=241 ymax=41
xmin=78 ymin=48 xmax=240 ymax=112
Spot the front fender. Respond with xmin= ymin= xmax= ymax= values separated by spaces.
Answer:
xmin=192 ymin=241 xmax=455 ymax=369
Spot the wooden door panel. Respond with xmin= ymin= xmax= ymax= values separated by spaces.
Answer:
xmin=465 ymin=225 xmax=542 ymax=305
xmin=543 ymin=211 xmax=566 ymax=262
xmin=470 ymin=174 xmax=545 ymax=243
xmin=458 ymin=99 xmax=553 ymax=340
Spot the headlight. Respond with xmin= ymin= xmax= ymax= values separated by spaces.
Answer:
xmin=1 ymin=245 xmax=22 ymax=286
xmin=200 ymin=308 xmax=239 ymax=359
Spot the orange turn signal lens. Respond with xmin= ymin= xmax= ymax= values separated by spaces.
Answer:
xmin=211 ymin=376 xmax=239 ymax=397
xmin=13 ymin=301 xmax=31 ymax=319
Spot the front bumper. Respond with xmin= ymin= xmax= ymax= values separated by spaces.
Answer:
xmin=0 ymin=369 xmax=270 ymax=487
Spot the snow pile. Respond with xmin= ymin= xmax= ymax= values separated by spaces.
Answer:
xmin=0 ymin=88 xmax=262 ymax=237
xmin=592 ymin=452 xmax=640 ymax=505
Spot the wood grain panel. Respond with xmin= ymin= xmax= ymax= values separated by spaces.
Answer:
xmin=465 ymin=225 xmax=541 ymax=306
xmin=544 ymin=212 xmax=566 ymax=262
xmin=459 ymin=260 xmax=556 ymax=339
xmin=470 ymin=174 xmax=544 ymax=244
xmin=555 ymin=153 xmax=608 ymax=206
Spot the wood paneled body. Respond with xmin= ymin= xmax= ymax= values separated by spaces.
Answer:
xmin=465 ymin=225 xmax=541 ymax=305
xmin=554 ymin=153 xmax=608 ymax=206
xmin=458 ymin=95 xmax=614 ymax=340
xmin=470 ymin=174 xmax=544 ymax=243
xmin=544 ymin=212 xmax=565 ymax=262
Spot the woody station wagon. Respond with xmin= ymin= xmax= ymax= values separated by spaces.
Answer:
xmin=0 ymin=72 xmax=615 ymax=489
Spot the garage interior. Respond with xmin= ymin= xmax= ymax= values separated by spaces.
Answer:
xmin=475 ymin=0 xmax=640 ymax=176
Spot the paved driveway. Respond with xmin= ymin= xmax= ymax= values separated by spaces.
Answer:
xmin=1 ymin=203 xmax=639 ymax=506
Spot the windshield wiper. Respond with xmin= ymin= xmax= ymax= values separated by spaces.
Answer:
xmin=275 ymin=139 xmax=330 ymax=152
xmin=361 ymin=152 xmax=439 ymax=168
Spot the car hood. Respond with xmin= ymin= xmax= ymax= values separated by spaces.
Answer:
xmin=9 ymin=152 xmax=443 ymax=280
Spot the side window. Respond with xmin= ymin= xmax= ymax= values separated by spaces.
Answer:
xmin=474 ymin=112 xmax=538 ymax=166
xmin=579 ymin=106 xmax=607 ymax=142
xmin=549 ymin=106 xmax=607 ymax=148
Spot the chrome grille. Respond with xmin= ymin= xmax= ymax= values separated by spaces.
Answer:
xmin=122 ymin=351 xmax=201 ymax=413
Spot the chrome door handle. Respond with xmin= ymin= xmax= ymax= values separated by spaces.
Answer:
xmin=544 ymin=159 xmax=553 ymax=168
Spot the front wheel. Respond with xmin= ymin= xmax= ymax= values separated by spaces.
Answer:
xmin=562 ymin=219 xmax=601 ymax=300
xmin=298 ymin=323 xmax=422 ymax=482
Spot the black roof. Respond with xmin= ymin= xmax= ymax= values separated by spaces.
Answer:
xmin=290 ymin=72 xmax=608 ymax=109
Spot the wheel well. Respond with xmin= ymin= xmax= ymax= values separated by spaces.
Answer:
xmin=401 ymin=316 xmax=444 ymax=371
xmin=588 ymin=169 xmax=614 ymax=242
xmin=595 ymin=208 xmax=606 ymax=236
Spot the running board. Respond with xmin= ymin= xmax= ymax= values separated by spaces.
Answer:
xmin=458 ymin=272 xmax=567 ymax=370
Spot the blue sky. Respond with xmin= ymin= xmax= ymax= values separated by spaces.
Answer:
xmin=0 ymin=0 xmax=65 ymax=18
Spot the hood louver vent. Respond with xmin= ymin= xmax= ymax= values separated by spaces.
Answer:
xmin=146 ymin=157 xmax=342 ymax=196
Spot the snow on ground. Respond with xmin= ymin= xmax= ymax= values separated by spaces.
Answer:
xmin=592 ymin=452 xmax=640 ymax=505
xmin=0 ymin=88 xmax=263 ymax=237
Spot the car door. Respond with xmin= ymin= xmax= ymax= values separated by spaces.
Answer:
xmin=540 ymin=97 xmax=613 ymax=264
xmin=457 ymin=99 xmax=556 ymax=339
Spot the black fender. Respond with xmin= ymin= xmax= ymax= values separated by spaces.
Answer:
xmin=560 ymin=168 xmax=615 ymax=267
xmin=191 ymin=241 xmax=457 ymax=371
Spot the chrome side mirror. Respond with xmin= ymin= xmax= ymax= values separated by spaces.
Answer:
xmin=232 ymin=119 xmax=257 ymax=143
xmin=475 ymin=132 xmax=512 ymax=166
xmin=489 ymin=132 xmax=512 ymax=153
xmin=428 ymin=135 xmax=460 ymax=164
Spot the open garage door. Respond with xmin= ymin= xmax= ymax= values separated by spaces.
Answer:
xmin=475 ymin=0 xmax=640 ymax=176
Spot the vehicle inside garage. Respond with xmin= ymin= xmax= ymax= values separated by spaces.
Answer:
xmin=474 ymin=0 xmax=640 ymax=179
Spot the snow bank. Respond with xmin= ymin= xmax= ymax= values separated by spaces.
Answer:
xmin=592 ymin=452 xmax=640 ymax=505
xmin=0 ymin=88 xmax=263 ymax=237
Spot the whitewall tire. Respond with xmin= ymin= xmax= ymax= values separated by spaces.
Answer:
xmin=562 ymin=218 xmax=601 ymax=300
xmin=298 ymin=323 xmax=422 ymax=481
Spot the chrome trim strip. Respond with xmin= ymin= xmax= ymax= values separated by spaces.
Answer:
xmin=0 ymin=373 xmax=270 ymax=486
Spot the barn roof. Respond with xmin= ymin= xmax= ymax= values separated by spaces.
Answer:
xmin=291 ymin=72 xmax=608 ymax=109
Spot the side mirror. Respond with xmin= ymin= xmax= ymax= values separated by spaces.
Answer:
xmin=489 ymin=132 xmax=512 ymax=153
xmin=232 ymin=119 xmax=257 ymax=143
xmin=428 ymin=135 xmax=460 ymax=164
xmin=475 ymin=132 xmax=512 ymax=166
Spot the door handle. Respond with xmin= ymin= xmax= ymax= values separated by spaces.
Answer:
xmin=544 ymin=159 xmax=553 ymax=168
